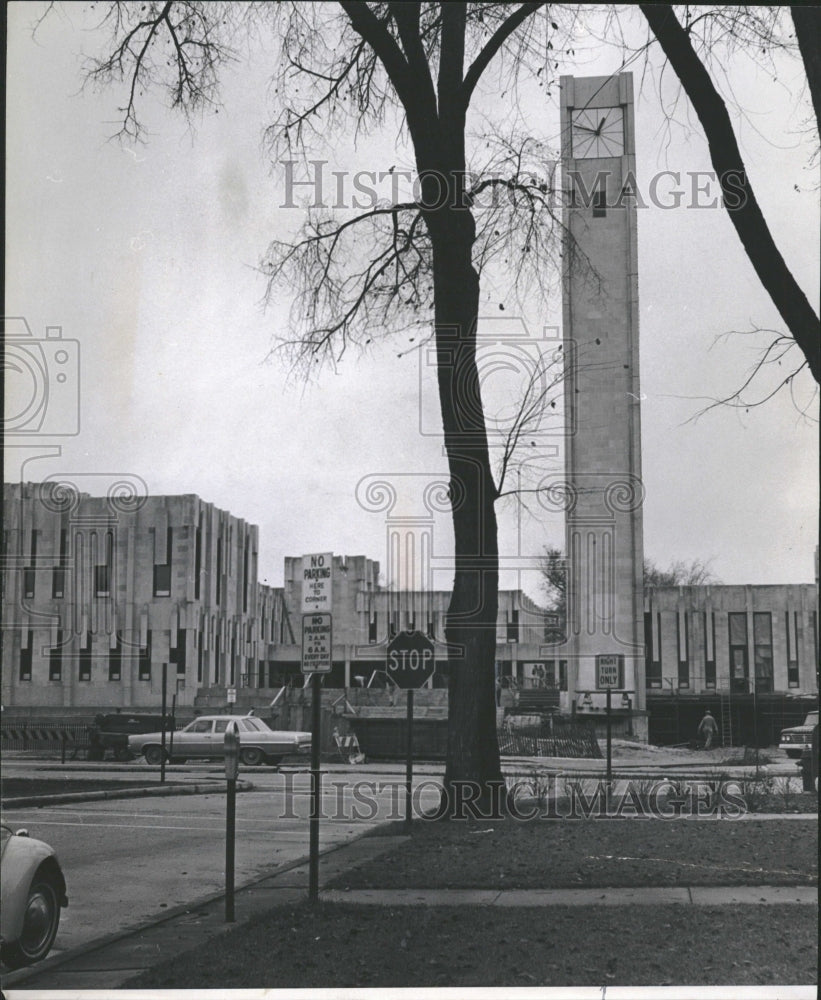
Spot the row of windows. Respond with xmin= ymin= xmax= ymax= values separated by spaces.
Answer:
xmin=18 ymin=526 xmax=253 ymax=605
xmin=18 ymin=627 xmax=184 ymax=684
xmin=365 ymin=609 xmax=536 ymax=644
xmin=645 ymin=610 xmax=816 ymax=692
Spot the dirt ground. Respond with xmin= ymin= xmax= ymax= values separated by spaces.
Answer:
xmin=332 ymin=815 xmax=817 ymax=890
xmin=125 ymin=901 xmax=817 ymax=988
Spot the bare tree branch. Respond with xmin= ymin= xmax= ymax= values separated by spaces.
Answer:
xmin=462 ymin=1 xmax=546 ymax=110
xmin=640 ymin=3 xmax=821 ymax=384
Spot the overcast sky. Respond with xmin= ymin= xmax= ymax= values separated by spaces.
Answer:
xmin=5 ymin=3 xmax=819 ymax=597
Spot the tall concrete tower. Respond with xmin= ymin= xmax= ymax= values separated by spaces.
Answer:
xmin=557 ymin=73 xmax=646 ymax=735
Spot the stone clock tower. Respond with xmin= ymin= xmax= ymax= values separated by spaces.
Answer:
xmin=553 ymin=73 xmax=646 ymax=735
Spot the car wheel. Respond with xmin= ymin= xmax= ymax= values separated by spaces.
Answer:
xmin=1 ymin=874 xmax=61 ymax=969
xmin=144 ymin=745 xmax=166 ymax=766
xmin=241 ymin=747 xmax=264 ymax=767
xmin=265 ymin=755 xmax=284 ymax=768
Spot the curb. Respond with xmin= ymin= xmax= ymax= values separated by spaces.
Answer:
xmin=320 ymin=884 xmax=819 ymax=907
xmin=0 ymin=823 xmax=379 ymax=988
xmin=1 ymin=780 xmax=255 ymax=809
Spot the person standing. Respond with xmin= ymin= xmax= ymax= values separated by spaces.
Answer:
xmin=697 ymin=709 xmax=719 ymax=750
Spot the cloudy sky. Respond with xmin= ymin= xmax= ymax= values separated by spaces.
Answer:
xmin=5 ymin=3 xmax=819 ymax=596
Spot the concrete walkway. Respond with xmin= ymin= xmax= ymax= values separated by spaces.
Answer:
xmin=321 ymin=885 xmax=817 ymax=907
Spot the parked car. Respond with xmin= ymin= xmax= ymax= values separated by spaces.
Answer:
xmin=88 ymin=712 xmax=172 ymax=762
xmin=128 ymin=714 xmax=312 ymax=767
xmin=797 ymin=724 xmax=819 ymax=793
xmin=779 ymin=710 xmax=819 ymax=758
xmin=1 ymin=825 xmax=68 ymax=969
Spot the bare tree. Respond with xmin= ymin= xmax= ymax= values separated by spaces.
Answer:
xmin=542 ymin=548 xmax=719 ymax=602
xmin=81 ymin=0 xmax=581 ymax=814
xmin=643 ymin=557 xmax=719 ymax=588
xmin=639 ymin=4 xmax=820 ymax=387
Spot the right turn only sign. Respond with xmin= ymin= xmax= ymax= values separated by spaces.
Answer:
xmin=596 ymin=654 xmax=624 ymax=689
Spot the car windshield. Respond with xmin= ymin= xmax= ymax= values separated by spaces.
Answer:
xmin=806 ymin=712 xmax=818 ymax=726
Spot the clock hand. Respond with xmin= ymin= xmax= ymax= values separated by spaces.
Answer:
xmin=596 ymin=117 xmax=606 ymax=135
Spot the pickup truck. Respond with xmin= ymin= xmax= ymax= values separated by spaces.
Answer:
xmin=779 ymin=710 xmax=819 ymax=759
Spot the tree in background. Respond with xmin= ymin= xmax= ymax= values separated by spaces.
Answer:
xmin=540 ymin=547 xmax=719 ymax=617
xmin=643 ymin=557 xmax=719 ymax=589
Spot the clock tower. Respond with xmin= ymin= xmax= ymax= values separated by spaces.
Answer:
xmin=556 ymin=73 xmax=646 ymax=735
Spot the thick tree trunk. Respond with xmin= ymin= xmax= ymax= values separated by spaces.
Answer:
xmin=792 ymin=7 xmax=821 ymax=133
xmin=428 ymin=211 xmax=505 ymax=818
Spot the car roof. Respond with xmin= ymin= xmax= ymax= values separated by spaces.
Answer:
xmin=193 ymin=715 xmax=257 ymax=722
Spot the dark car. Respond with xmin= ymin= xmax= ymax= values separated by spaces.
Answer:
xmin=88 ymin=713 xmax=173 ymax=762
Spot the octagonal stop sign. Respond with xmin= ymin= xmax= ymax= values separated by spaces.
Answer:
xmin=386 ymin=630 xmax=436 ymax=689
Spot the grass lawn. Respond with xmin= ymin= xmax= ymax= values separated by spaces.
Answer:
xmin=125 ymin=902 xmax=817 ymax=988
xmin=1 ymin=777 xmax=178 ymax=799
xmin=330 ymin=815 xmax=817 ymax=890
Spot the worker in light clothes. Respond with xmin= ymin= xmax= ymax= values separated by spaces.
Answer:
xmin=697 ymin=710 xmax=719 ymax=750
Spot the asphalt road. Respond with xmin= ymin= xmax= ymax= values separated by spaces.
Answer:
xmin=2 ymin=767 xmax=443 ymax=958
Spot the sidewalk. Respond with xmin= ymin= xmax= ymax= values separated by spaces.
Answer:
xmin=3 ymin=828 xmax=817 ymax=991
xmin=1 ymin=832 xmax=407 ymax=990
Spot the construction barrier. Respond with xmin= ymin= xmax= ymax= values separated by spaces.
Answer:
xmin=1 ymin=719 xmax=93 ymax=759
xmin=497 ymin=718 xmax=601 ymax=759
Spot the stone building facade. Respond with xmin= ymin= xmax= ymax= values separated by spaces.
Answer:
xmin=644 ymin=583 xmax=818 ymax=697
xmin=3 ymin=484 xmax=817 ymax=724
xmin=2 ymin=482 xmax=282 ymax=711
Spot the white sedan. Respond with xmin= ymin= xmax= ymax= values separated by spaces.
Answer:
xmin=128 ymin=714 xmax=312 ymax=767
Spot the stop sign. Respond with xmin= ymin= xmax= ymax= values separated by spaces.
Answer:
xmin=386 ymin=630 xmax=436 ymax=689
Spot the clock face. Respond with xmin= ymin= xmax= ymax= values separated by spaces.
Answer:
xmin=571 ymin=107 xmax=625 ymax=158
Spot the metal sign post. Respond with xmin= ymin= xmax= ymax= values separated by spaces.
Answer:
xmin=596 ymin=655 xmax=624 ymax=801
xmin=387 ymin=631 xmax=436 ymax=831
xmin=606 ymin=686 xmax=612 ymax=795
xmin=405 ymin=688 xmax=414 ymax=831
xmin=160 ymin=662 xmax=168 ymax=784
xmin=309 ymin=673 xmax=322 ymax=902
xmin=224 ymin=721 xmax=239 ymax=922
xmin=169 ymin=690 xmax=177 ymax=761
xmin=301 ymin=605 xmax=333 ymax=903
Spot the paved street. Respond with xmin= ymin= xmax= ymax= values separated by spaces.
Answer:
xmin=1 ymin=766 xmax=442 ymax=958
